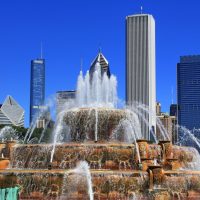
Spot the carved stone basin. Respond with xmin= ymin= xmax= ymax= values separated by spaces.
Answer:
xmin=63 ymin=107 xmax=127 ymax=141
xmin=0 ymin=157 xmax=10 ymax=169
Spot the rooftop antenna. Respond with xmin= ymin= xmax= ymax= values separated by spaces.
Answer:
xmin=140 ymin=6 xmax=143 ymax=14
xmin=40 ymin=42 xmax=43 ymax=59
xmin=98 ymin=43 xmax=102 ymax=53
xmin=171 ymin=86 xmax=174 ymax=104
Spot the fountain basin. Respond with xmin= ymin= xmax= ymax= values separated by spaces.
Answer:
xmin=11 ymin=143 xmax=137 ymax=170
xmin=136 ymin=139 xmax=149 ymax=159
xmin=0 ymin=158 xmax=10 ymax=170
xmin=141 ymin=158 xmax=154 ymax=171
xmin=0 ymin=142 xmax=6 ymax=150
xmin=165 ymin=158 xmax=180 ymax=170
xmin=1 ymin=169 xmax=200 ymax=199
xmin=63 ymin=108 xmax=128 ymax=141
xmin=0 ymin=169 xmax=148 ymax=199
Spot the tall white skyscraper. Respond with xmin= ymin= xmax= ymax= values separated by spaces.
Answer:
xmin=126 ymin=14 xmax=156 ymax=140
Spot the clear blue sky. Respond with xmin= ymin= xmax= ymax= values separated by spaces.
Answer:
xmin=1 ymin=0 xmax=200 ymax=127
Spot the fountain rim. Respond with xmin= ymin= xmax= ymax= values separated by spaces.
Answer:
xmin=136 ymin=139 xmax=149 ymax=143
xmin=0 ymin=158 xmax=9 ymax=161
xmin=158 ymin=140 xmax=171 ymax=144
xmin=0 ymin=169 xmax=148 ymax=176
xmin=13 ymin=142 xmax=135 ymax=148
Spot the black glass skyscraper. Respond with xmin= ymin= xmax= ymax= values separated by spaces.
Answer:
xmin=30 ymin=59 xmax=45 ymax=124
xmin=177 ymin=55 xmax=200 ymax=131
xmin=170 ymin=104 xmax=177 ymax=117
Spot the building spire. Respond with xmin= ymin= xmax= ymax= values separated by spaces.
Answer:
xmin=140 ymin=6 xmax=143 ymax=14
xmin=171 ymin=86 xmax=174 ymax=104
xmin=98 ymin=43 xmax=102 ymax=54
xmin=99 ymin=47 xmax=101 ymax=53
xmin=40 ymin=42 xmax=43 ymax=59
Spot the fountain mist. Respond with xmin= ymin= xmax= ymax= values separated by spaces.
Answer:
xmin=76 ymin=60 xmax=117 ymax=108
xmin=73 ymin=161 xmax=94 ymax=200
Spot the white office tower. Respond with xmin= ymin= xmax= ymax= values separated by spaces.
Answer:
xmin=0 ymin=95 xmax=25 ymax=127
xmin=126 ymin=14 xmax=156 ymax=140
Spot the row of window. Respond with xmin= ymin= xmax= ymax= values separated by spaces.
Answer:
xmin=178 ymin=79 xmax=200 ymax=85
xmin=179 ymin=104 xmax=200 ymax=110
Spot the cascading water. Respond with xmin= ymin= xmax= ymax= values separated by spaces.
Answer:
xmin=111 ymin=109 xmax=142 ymax=163
xmin=50 ymin=111 xmax=66 ymax=162
xmin=38 ymin=119 xmax=51 ymax=143
xmin=178 ymin=126 xmax=200 ymax=149
xmin=136 ymin=103 xmax=170 ymax=141
xmin=0 ymin=126 xmax=17 ymax=141
xmin=50 ymin=59 xmax=118 ymax=161
xmin=61 ymin=161 xmax=94 ymax=200
xmin=76 ymin=60 xmax=117 ymax=108
xmin=24 ymin=96 xmax=55 ymax=143
xmin=73 ymin=161 xmax=94 ymax=200
xmin=94 ymin=108 xmax=98 ymax=142
xmin=156 ymin=117 xmax=170 ymax=141
xmin=128 ymin=105 xmax=158 ymax=143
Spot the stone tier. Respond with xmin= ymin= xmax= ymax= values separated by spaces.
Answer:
xmin=1 ymin=169 xmax=200 ymax=199
xmin=11 ymin=143 xmax=138 ymax=170
xmin=63 ymin=108 xmax=127 ymax=141
xmin=1 ymin=141 xmax=198 ymax=171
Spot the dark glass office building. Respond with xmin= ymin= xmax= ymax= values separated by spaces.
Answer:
xmin=30 ymin=59 xmax=45 ymax=124
xmin=177 ymin=55 xmax=200 ymax=131
xmin=170 ymin=104 xmax=178 ymax=116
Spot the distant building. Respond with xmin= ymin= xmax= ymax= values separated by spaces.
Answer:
xmin=0 ymin=95 xmax=24 ymax=127
xmin=36 ymin=109 xmax=52 ymax=129
xmin=90 ymin=51 xmax=111 ymax=78
xmin=171 ymin=115 xmax=178 ymax=144
xmin=126 ymin=13 xmax=156 ymax=140
xmin=30 ymin=59 xmax=45 ymax=124
xmin=169 ymin=104 xmax=178 ymax=143
xmin=156 ymin=102 xmax=177 ymax=144
xmin=156 ymin=102 xmax=161 ymax=115
xmin=170 ymin=104 xmax=178 ymax=116
xmin=157 ymin=113 xmax=173 ymax=142
xmin=56 ymin=91 xmax=76 ymax=115
xmin=177 ymin=55 xmax=200 ymax=131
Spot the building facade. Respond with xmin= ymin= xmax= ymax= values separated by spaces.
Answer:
xmin=0 ymin=95 xmax=24 ymax=127
xmin=30 ymin=59 xmax=45 ymax=124
xmin=56 ymin=91 xmax=76 ymax=115
xmin=169 ymin=104 xmax=178 ymax=143
xmin=177 ymin=55 xmax=200 ymax=132
xmin=170 ymin=104 xmax=178 ymax=117
xmin=156 ymin=113 xmax=173 ymax=142
xmin=126 ymin=14 xmax=156 ymax=139
xmin=36 ymin=109 xmax=52 ymax=129
xmin=156 ymin=102 xmax=161 ymax=116
xmin=171 ymin=115 xmax=178 ymax=144
xmin=89 ymin=51 xmax=111 ymax=78
xmin=155 ymin=102 xmax=178 ymax=144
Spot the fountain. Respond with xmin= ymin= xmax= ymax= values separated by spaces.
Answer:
xmin=1 ymin=59 xmax=200 ymax=199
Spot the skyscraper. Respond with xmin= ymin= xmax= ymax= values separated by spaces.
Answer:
xmin=170 ymin=104 xmax=178 ymax=117
xmin=126 ymin=14 xmax=156 ymax=139
xmin=0 ymin=95 xmax=24 ymax=127
xmin=156 ymin=113 xmax=173 ymax=142
xmin=90 ymin=51 xmax=111 ymax=78
xmin=56 ymin=90 xmax=76 ymax=115
xmin=156 ymin=102 xmax=161 ymax=115
xmin=177 ymin=55 xmax=200 ymax=131
xmin=30 ymin=59 xmax=45 ymax=124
